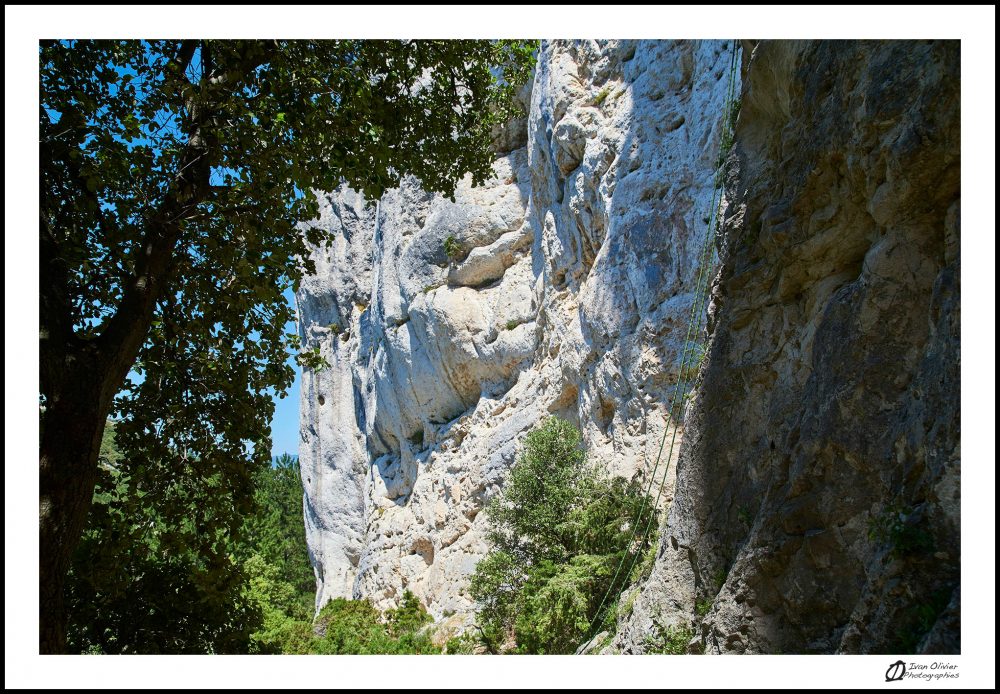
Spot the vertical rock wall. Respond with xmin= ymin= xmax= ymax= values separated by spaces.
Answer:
xmin=297 ymin=39 xmax=961 ymax=655
xmin=617 ymin=40 xmax=960 ymax=655
xmin=297 ymin=39 xmax=737 ymax=619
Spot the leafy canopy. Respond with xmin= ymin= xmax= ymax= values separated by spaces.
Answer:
xmin=39 ymin=38 xmax=536 ymax=528
xmin=68 ymin=428 xmax=441 ymax=654
xmin=67 ymin=421 xmax=260 ymax=654
xmin=469 ymin=417 xmax=658 ymax=653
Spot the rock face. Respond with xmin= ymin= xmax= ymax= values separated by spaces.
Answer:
xmin=297 ymin=39 xmax=961 ymax=655
xmin=297 ymin=40 xmax=738 ymax=617
xmin=616 ymin=40 xmax=960 ymax=654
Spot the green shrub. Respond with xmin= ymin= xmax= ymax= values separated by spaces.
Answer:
xmin=505 ymin=319 xmax=520 ymax=331
xmin=593 ymin=87 xmax=611 ymax=106
xmin=444 ymin=632 xmax=480 ymax=654
xmin=645 ymin=622 xmax=696 ymax=655
xmin=307 ymin=595 xmax=437 ymax=654
xmin=728 ymin=97 xmax=741 ymax=133
xmin=714 ymin=96 xmax=741 ymax=183
xmin=615 ymin=588 xmax=639 ymax=620
xmin=618 ymin=588 xmax=640 ymax=621
xmin=630 ymin=528 xmax=660 ymax=584
xmin=868 ymin=503 xmax=935 ymax=559
xmin=443 ymin=234 xmax=462 ymax=261
xmin=264 ymin=618 xmax=317 ymax=655
xmin=737 ymin=505 xmax=752 ymax=528
xmin=695 ymin=598 xmax=713 ymax=617
xmin=469 ymin=550 xmax=522 ymax=648
xmin=312 ymin=599 xmax=393 ymax=654
xmin=243 ymin=454 xmax=316 ymax=611
xmin=890 ymin=587 xmax=953 ymax=653
xmin=247 ymin=588 xmax=437 ymax=655
xmin=469 ymin=417 xmax=658 ymax=654
xmin=242 ymin=553 xmax=310 ymax=653
xmin=678 ymin=343 xmax=705 ymax=385
xmin=387 ymin=590 xmax=432 ymax=636
xmin=514 ymin=555 xmax=613 ymax=654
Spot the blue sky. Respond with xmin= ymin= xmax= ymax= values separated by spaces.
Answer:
xmin=269 ymin=287 xmax=301 ymax=458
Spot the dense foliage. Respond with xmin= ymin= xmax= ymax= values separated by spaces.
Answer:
xmin=68 ymin=419 xmax=659 ymax=655
xmin=270 ymin=592 xmax=436 ymax=655
xmin=39 ymin=39 xmax=535 ymax=651
xmin=67 ymin=431 xmax=440 ymax=654
xmin=469 ymin=417 xmax=659 ymax=653
xmin=67 ymin=422 xmax=273 ymax=653
xmin=244 ymin=579 xmax=438 ymax=655
xmin=242 ymin=453 xmax=315 ymax=612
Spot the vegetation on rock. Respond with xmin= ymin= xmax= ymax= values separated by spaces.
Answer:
xmin=644 ymin=622 xmax=697 ymax=655
xmin=469 ymin=417 xmax=658 ymax=653
xmin=443 ymin=233 xmax=462 ymax=261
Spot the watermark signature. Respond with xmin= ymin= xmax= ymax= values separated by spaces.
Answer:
xmin=886 ymin=660 xmax=959 ymax=682
xmin=886 ymin=661 xmax=906 ymax=681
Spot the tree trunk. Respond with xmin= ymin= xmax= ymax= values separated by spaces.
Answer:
xmin=38 ymin=358 xmax=107 ymax=654
xmin=39 ymin=218 xmax=180 ymax=652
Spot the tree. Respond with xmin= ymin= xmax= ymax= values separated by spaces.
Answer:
xmin=66 ymin=422 xmax=261 ymax=654
xmin=469 ymin=417 xmax=658 ymax=653
xmin=39 ymin=39 xmax=535 ymax=653
xmin=66 ymin=429 xmax=315 ymax=653
xmin=239 ymin=453 xmax=315 ymax=610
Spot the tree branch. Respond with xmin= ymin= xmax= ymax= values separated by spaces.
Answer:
xmin=39 ymin=211 xmax=77 ymax=368
xmin=171 ymin=40 xmax=199 ymax=79
xmin=92 ymin=41 xmax=279 ymax=385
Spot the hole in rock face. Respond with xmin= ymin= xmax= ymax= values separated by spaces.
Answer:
xmin=548 ymin=381 xmax=579 ymax=419
xmin=410 ymin=538 xmax=435 ymax=566
xmin=597 ymin=397 xmax=616 ymax=434
xmin=317 ymin=394 xmax=325 ymax=406
xmin=552 ymin=269 xmax=567 ymax=289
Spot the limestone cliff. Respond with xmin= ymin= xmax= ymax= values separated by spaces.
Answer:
xmin=616 ymin=40 xmax=960 ymax=654
xmin=296 ymin=39 xmax=960 ymax=654
xmin=297 ymin=39 xmax=736 ymax=620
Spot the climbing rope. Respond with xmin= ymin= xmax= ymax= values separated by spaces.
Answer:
xmin=582 ymin=39 xmax=742 ymax=648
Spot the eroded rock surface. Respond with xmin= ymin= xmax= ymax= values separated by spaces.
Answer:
xmin=616 ymin=40 xmax=960 ymax=655
xmin=297 ymin=39 xmax=960 ymax=656
xmin=297 ymin=39 xmax=737 ymax=617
